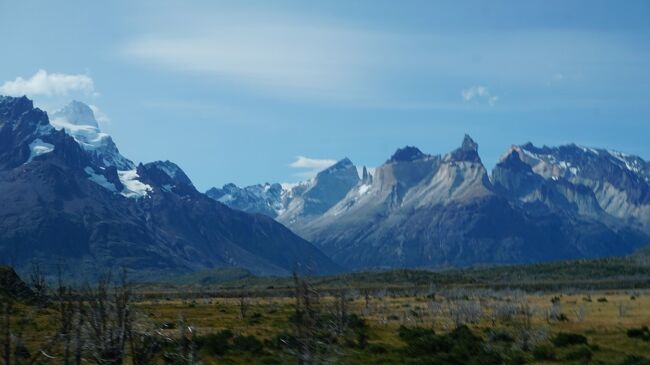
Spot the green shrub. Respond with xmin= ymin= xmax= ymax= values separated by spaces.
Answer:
xmin=533 ymin=344 xmax=557 ymax=361
xmin=627 ymin=326 xmax=650 ymax=341
xmin=564 ymin=345 xmax=592 ymax=362
xmin=196 ymin=329 xmax=233 ymax=356
xmin=619 ymin=355 xmax=650 ymax=365
xmin=398 ymin=326 xmax=451 ymax=356
xmin=398 ymin=325 xmax=501 ymax=365
xmin=552 ymin=332 xmax=588 ymax=347
xmin=486 ymin=329 xmax=515 ymax=343
xmin=348 ymin=314 xmax=369 ymax=348
xmin=233 ymin=335 xmax=264 ymax=354
xmin=248 ymin=312 xmax=263 ymax=324
xmin=368 ymin=343 xmax=389 ymax=354
xmin=268 ymin=332 xmax=297 ymax=350
xmin=504 ymin=350 xmax=528 ymax=365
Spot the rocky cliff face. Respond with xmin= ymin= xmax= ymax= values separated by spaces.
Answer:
xmin=494 ymin=143 xmax=650 ymax=231
xmin=277 ymin=158 xmax=360 ymax=226
xmin=206 ymin=157 xmax=362 ymax=224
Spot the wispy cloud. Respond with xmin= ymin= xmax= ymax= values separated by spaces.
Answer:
xmin=0 ymin=70 xmax=95 ymax=97
xmin=289 ymin=156 xmax=336 ymax=170
xmin=121 ymin=21 xmax=381 ymax=102
xmin=119 ymin=6 xmax=648 ymax=110
xmin=289 ymin=156 xmax=336 ymax=179
xmin=88 ymin=104 xmax=111 ymax=126
xmin=461 ymin=85 xmax=499 ymax=106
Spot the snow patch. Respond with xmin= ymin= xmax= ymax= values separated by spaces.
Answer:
xmin=217 ymin=194 xmax=234 ymax=203
xmin=578 ymin=145 xmax=600 ymax=155
xmin=118 ymin=170 xmax=152 ymax=198
xmin=358 ymin=184 xmax=371 ymax=195
xmin=608 ymin=150 xmax=644 ymax=174
xmin=26 ymin=139 xmax=55 ymax=163
xmin=50 ymin=118 xmax=110 ymax=150
xmin=84 ymin=166 xmax=117 ymax=192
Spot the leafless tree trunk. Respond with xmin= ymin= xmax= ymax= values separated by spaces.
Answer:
xmin=238 ymin=292 xmax=251 ymax=320
xmin=291 ymin=273 xmax=322 ymax=365
xmin=83 ymin=271 xmax=132 ymax=365
xmin=332 ymin=289 xmax=348 ymax=335
xmin=28 ymin=262 xmax=47 ymax=306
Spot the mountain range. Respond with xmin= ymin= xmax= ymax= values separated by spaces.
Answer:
xmin=1 ymin=94 xmax=648 ymax=278
xmin=0 ymin=96 xmax=338 ymax=279
xmin=209 ymin=135 xmax=650 ymax=270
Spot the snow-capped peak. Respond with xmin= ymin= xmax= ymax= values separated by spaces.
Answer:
xmin=51 ymin=100 xmax=99 ymax=128
xmin=50 ymin=101 xmax=134 ymax=170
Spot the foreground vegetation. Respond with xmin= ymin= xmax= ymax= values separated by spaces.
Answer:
xmin=2 ymin=260 xmax=650 ymax=364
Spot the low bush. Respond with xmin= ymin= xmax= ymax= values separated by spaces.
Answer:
xmin=197 ymin=329 xmax=234 ymax=356
xmin=398 ymin=325 xmax=502 ymax=365
xmin=486 ymin=329 xmax=515 ymax=343
xmin=367 ymin=343 xmax=388 ymax=354
xmin=233 ymin=335 xmax=264 ymax=354
xmin=627 ymin=326 xmax=650 ymax=341
xmin=552 ymin=332 xmax=588 ymax=347
xmin=564 ymin=345 xmax=592 ymax=362
xmin=533 ymin=344 xmax=557 ymax=361
xmin=619 ymin=355 xmax=650 ymax=365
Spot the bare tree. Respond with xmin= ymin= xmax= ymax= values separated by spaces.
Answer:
xmin=575 ymin=305 xmax=587 ymax=322
xmin=238 ymin=292 xmax=251 ymax=320
xmin=28 ymin=262 xmax=48 ymax=306
xmin=162 ymin=317 xmax=199 ymax=365
xmin=331 ymin=289 xmax=349 ymax=335
xmin=83 ymin=271 xmax=132 ymax=365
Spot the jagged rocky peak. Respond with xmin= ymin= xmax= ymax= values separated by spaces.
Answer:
xmin=361 ymin=166 xmax=373 ymax=184
xmin=0 ymin=96 xmax=58 ymax=168
xmin=388 ymin=146 xmax=425 ymax=163
xmin=448 ymin=134 xmax=481 ymax=163
xmin=322 ymin=157 xmax=354 ymax=173
xmin=0 ymin=96 xmax=45 ymax=124
xmin=0 ymin=96 xmax=51 ymax=134
xmin=315 ymin=157 xmax=359 ymax=183
xmin=496 ymin=147 xmax=533 ymax=172
xmin=206 ymin=181 xmax=288 ymax=218
xmin=137 ymin=161 xmax=196 ymax=194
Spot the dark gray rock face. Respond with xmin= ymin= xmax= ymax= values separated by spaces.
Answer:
xmin=0 ymin=96 xmax=338 ymax=279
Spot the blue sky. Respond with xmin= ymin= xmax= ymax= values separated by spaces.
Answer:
xmin=1 ymin=0 xmax=649 ymax=190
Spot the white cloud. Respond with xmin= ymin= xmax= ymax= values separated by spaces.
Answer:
xmin=121 ymin=25 xmax=376 ymax=101
xmin=289 ymin=156 xmax=336 ymax=179
xmin=461 ymin=85 xmax=499 ymax=106
xmin=0 ymin=70 xmax=95 ymax=97
xmin=289 ymin=156 xmax=336 ymax=170
xmin=88 ymin=104 xmax=111 ymax=126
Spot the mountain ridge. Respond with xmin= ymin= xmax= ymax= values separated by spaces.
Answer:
xmin=210 ymin=136 xmax=650 ymax=270
xmin=0 ymin=96 xmax=338 ymax=279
